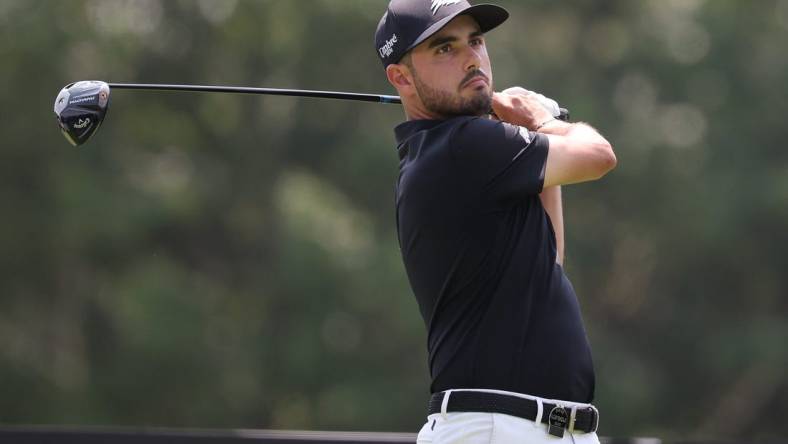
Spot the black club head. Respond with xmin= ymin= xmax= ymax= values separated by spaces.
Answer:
xmin=54 ymin=80 xmax=110 ymax=146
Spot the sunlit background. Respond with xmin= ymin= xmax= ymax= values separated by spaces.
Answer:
xmin=1 ymin=0 xmax=787 ymax=442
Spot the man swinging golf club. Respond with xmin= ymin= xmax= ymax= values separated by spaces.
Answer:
xmin=375 ymin=1 xmax=616 ymax=442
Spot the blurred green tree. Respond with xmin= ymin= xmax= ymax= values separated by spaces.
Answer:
xmin=0 ymin=0 xmax=785 ymax=441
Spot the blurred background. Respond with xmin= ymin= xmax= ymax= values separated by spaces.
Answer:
xmin=1 ymin=0 xmax=786 ymax=442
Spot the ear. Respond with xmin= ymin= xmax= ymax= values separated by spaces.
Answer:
xmin=386 ymin=64 xmax=413 ymax=92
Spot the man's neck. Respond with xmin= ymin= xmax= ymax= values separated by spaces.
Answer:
xmin=405 ymin=105 xmax=444 ymax=121
xmin=405 ymin=108 xmax=491 ymax=121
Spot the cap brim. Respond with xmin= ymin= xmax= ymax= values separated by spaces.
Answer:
xmin=406 ymin=4 xmax=509 ymax=55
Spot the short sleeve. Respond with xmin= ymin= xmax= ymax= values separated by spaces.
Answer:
xmin=450 ymin=117 xmax=549 ymax=201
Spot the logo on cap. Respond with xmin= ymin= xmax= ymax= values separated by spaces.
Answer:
xmin=430 ymin=0 xmax=462 ymax=14
xmin=379 ymin=33 xmax=398 ymax=58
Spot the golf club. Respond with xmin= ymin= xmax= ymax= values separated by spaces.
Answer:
xmin=53 ymin=81 xmax=569 ymax=146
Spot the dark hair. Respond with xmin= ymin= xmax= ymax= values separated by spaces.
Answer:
xmin=400 ymin=52 xmax=415 ymax=72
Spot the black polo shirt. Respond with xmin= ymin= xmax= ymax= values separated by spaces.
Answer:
xmin=394 ymin=116 xmax=595 ymax=403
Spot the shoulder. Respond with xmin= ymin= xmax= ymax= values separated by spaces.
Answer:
xmin=449 ymin=117 xmax=541 ymax=155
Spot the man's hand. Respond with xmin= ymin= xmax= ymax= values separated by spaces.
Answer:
xmin=492 ymin=87 xmax=616 ymax=187
xmin=501 ymin=87 xmax=563 ymax=118
xmin=492 ymin=88 xmax=557 ymax=130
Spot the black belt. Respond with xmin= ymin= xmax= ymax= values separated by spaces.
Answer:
xmin=428 ymin=391 xmax=599 ymax=437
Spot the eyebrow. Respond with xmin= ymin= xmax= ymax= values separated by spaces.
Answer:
xmin=427 ymin=30 xmax=484 ymax=49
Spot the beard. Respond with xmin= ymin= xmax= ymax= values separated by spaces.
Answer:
xmin=412 ymin=68 xmax=493 ymax=117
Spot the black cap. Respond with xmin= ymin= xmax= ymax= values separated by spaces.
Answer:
xmin=375 ymin=0 xmax=509 ymax=68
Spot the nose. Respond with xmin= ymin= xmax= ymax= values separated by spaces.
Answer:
xmin=464 ymin=46 xmax=483 ymax=72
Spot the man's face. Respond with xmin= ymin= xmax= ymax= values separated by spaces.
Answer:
xmin=406 ymin=15 xmax=494 ymax=117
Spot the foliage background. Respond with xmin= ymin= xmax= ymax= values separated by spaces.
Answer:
xmin=1 ymin=0 xmax=786 ymax=441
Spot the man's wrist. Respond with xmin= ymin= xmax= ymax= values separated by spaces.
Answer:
xmin=535 ymin=119 xmax=571 ymax=135
xmin=535 ymin=118 xmax=556 ymax=131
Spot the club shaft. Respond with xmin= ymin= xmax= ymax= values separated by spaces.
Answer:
xmin=107 ymin=83 xmax=402 ymax=104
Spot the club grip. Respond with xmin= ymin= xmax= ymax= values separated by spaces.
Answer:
xmin=558 ymin=108 xmax=570 ymax=121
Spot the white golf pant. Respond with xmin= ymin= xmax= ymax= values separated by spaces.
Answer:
xmin=416 ymin=389 xmax=601 ymax=444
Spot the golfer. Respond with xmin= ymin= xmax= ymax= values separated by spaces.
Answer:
xmin=375 ymin=1 xmax=616 ymax=442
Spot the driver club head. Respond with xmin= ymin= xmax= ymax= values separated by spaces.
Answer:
xmin=54 ymin=80 xmax=110 ymax=146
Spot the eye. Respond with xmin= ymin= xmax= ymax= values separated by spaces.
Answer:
xmin=437 ymin=44 xmax=452 ymax=54
xmin=470 ymin=37 xmax=484 ymax=46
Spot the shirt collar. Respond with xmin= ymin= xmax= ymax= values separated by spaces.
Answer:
xmin=394 ymin=119 xmax=446 ymax=146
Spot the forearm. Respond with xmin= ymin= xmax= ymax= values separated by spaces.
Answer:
xmin=539 ymin=185 xmax=564 ymax=265
xmin=536 ymin=122 xmax=568 ymax=264
xmin=537 ymin=120 xmax=608 ymax=146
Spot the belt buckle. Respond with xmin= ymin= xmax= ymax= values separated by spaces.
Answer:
xmin=589 ymin=404 xmax=600 ymax=433
xmin=547 ymin=405 xmax=568 ymax=438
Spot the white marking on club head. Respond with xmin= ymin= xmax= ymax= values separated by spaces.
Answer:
xmin=54 ymin=88 xmax=71 ymax=115
xmin=73 ymin=118 xmax=91 ymax=129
